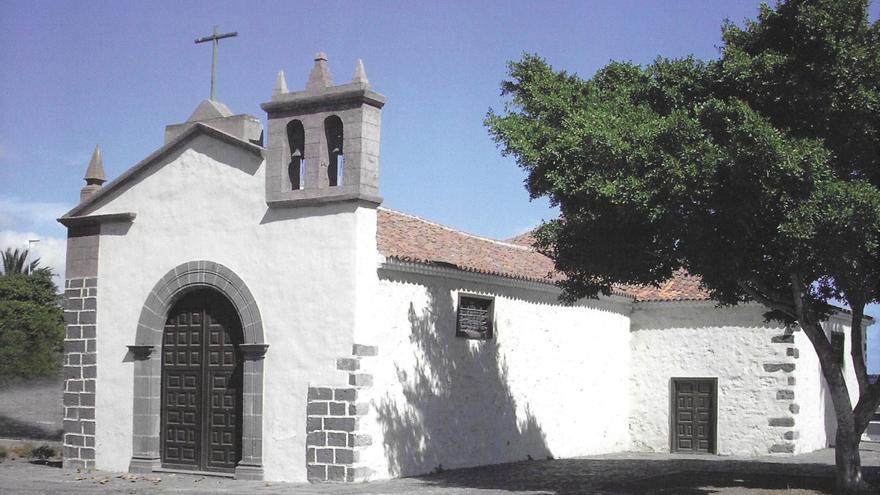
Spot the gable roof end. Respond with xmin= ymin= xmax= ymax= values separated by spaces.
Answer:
xmin=59 ymin=123 xmax=264 ymax=220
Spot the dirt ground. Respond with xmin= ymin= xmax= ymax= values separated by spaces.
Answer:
xmin=0 ymin=378 xmax=877 ymax=494
xmin=2 ymin=443 xmax=880 ymax=494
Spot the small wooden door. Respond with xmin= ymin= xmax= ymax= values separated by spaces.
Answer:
xmin=161 ymin=290 xmax=243 ymax=473
xmin=672 ymin=378 xmax=716 ymax=453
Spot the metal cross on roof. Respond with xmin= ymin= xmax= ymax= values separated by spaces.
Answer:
xmin=194 ymin=25 xmax=238 ymax=101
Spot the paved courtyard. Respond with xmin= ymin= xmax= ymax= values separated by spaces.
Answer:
xmin=2 ymin=444 xmax=880 ymax=494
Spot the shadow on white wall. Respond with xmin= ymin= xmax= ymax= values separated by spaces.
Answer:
xmin=375 ymin=283 xmax=550 ymax=477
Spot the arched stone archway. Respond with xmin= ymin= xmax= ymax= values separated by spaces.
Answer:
xmin=128 ymin=261 xmax=267 ymax=480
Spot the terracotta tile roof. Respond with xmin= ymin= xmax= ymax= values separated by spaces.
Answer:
xmin=505 ymin=231 xmax=538 ymax=247
xmin=377 ymin=208 xmax=559 ymax=284
xmin=377 ymin=208 xmax=710 ymax=302
xmin=615 ymin=270 xmax=710 ymax=302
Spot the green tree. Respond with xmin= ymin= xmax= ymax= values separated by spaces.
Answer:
xmin=485 ymin=0 xmax=880 ymax=492
xmin=2 ymin=248 xmax=42 ymax=276
xmin=0 ymin=250 xmax=63 ymax=384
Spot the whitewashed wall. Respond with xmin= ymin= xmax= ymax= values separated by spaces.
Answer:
xmin=630 ymin=302 xmax=797 ymax=456
xmin=361 ymin=269 xmax=632 ymax=479
xmin=792 ymin=325 xmax=827 ymax=453
xmin=797 ymin=313 xmax=864 ymax=451
xmin=88 ymin=134 xmax=377 ymax=481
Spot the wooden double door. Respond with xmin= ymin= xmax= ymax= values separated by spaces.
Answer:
xmin=672 ymin=378 xmax=716 ymax=454
xmin=161 ymin=290 xmax=243 ymax=473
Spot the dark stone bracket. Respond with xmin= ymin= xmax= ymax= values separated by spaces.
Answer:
xmin=127 ymin=345 xmax=155 ymax=360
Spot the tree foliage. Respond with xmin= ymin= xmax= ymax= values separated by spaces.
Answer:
xmin=2 ymin=248 xmax=43 ymax=276
xmin=486 ymin=0 xmax=880 ymax=491
xmin=0 ymin=252 xmax=63 ymax=385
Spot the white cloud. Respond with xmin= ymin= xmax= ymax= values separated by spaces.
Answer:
xmin=0 ymin=196 xmax=71 ymax=288
xmin=0 ymin=195 xmax=72 ymax=233
xmin=0 ymin=230 xmax=66 ymax=286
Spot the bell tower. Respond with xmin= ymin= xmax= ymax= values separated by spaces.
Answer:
xmin=261 ymin=53 xmax=385 ymax=207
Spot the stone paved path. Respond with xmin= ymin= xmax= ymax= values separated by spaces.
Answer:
xmin=2 ymin=445 xmax=880 ymax=494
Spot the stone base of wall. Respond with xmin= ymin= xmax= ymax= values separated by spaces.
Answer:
xmin=62 ymin=277 xmax=98 ymax=470
xmin=306 ymin=344 xmax=376 ymax=483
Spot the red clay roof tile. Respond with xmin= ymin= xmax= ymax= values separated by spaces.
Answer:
xmin=377 ymin=208 xmax=710 ymax=302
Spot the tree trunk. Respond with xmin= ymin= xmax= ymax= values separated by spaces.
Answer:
xmin=786 ymin=280 xmax=870 ymax=494
xmin=834 ymin=424 xmax=869 ymax=494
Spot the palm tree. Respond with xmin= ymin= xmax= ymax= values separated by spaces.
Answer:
xmin=1 ymin=248 xmax=42 ymax=276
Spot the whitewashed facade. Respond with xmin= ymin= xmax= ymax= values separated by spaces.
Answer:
xmin=57 ymin=54 xmax=868 ymax=483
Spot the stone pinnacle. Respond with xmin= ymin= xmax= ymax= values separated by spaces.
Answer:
xmin=274 ymin=70 xmax=288 ymax=96
xmin=306 ymin=51 xmax=333 ymax=90
xmin=352 ymin=58 xmax=369 ymax=85
xmin=84 ymin=144 xmax=106 ymax=185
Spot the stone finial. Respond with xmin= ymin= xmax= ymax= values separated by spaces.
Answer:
xmin=80 ymin=144 xmax=106 ymax=202
xmin=84 ymin=145 xmax=106 ymax=185
xmin=273 ymin=70 xmax=288 ymax=96
xmin=352 ymin=58 xmax=369 ymax=86
xmin=306 ymin=51 xmax=333 ymax=91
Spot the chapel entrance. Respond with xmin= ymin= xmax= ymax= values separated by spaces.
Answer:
xmin=161 ymin=289 xmax=243 ymax=473
xmin=671 ymin=378 xmax=716 ymax=454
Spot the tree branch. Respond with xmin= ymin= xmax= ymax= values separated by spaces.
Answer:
xmin=853 ymin=384 xmax=880 ymax=434
xmin=789 ymin=271 xmax=854 ymax=421
xmin=736 ymin=280 xmax=795 ymax=318
xmin=849 ymin=297 xmax=869 ymax=398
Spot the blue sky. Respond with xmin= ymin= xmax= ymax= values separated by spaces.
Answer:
xmin=2 ymin=0 xmax=880 ymax=369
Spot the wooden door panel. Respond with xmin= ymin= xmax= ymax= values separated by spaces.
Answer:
xmin=204 ymin=297 xmax=241 ymax=472
xmin=673 ymin=379 xmax=716 ymax=453
xmin=161 ymin=290 xmax=243 ymax=473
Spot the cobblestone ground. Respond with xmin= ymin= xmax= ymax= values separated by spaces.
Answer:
xmin=2 ymin=444 xmax=880 ymax=494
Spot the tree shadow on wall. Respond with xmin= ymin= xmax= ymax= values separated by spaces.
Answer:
xmin=375 ymin=282 xmax=551 ymax=478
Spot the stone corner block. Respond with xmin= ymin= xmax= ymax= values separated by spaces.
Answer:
xmin=336 ymin=358 xmax=360 ymax=371
xmin=308 ymin=387 xmax=333 ymax=400
xmin=349 ymin=402 xmax=370 ymax=416
xmin=763 ymin=363 xmax=796 ymax=373
xmin=776 ymin=390 xmax=795 ymax=400
xmin=348 ymin=374 xmax=373 ymax=387
xmin=352 ymin=344 xmax=377 ymax=357
xmin=307 ymin=464 xmax=327 ymax=483
xmin=327 ymin=465 xmax=346 ymax=482
xmin=346 ymin=466 xmax=373 ymax=482
xmin=769 ymin=417 xmax=795 ymax=427
xmin=323 ymin=417 xmax=357 ymax=432
xmin=769 ymin=443 xmax=795 ymax=453
xmin=350 ymin=433 xmax=372 ymax=447
xmin=334 ymin=388 xmax=357 ymax=402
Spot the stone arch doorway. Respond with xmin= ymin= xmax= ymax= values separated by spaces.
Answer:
xmin=128 ymin=261 xmax=267 ymax=480
xmin=161 ymin=289 xmax=243 ymax=473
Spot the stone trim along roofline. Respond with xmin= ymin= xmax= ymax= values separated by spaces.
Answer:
xmin=58 ymin=212 xmax=136 ymax=228
xmin=379 ymin=257 xmax=565 ymax=295
xmin=128 ymin=261 xmax=268 ymax=480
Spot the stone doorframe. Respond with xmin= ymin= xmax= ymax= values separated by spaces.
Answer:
xmin=127 ymin=261 xmax=268 ymax=480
